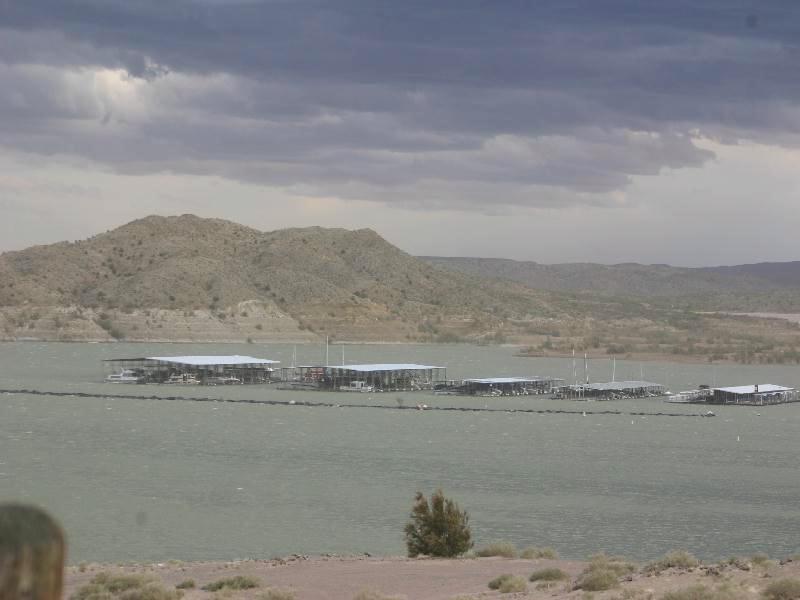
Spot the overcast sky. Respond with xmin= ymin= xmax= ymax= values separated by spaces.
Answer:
xmin=1 ymin=1 xmax=799 ymax=266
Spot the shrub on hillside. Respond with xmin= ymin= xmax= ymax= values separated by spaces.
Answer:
xmin=404 ymin=489 xmax=472 ymax=558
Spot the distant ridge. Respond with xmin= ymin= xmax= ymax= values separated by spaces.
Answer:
xmin=419 ymin=256 xmax=800 ymax=297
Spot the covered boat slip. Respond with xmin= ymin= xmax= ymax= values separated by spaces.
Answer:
xmin=288 ymin=363 xmax=446 ymax=392
xmin=104 ymin=355 xmax=280 ymax=384
xmin=557 ymin=380 xmax=667 ymax=400
xmin=444 ymin=376 xmax=564 ymax=396
xmin=710 ymin=384 xmax=798 ymax=405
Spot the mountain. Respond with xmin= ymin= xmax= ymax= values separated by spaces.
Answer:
xmin=2 ymin=215 xmax=800 ymax=365
xmin=0 ymin=215 xmax=552 ymax=343
xmin=420 ymin=257 xmax=800 ymax=310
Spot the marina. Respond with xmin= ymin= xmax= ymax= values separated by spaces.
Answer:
xmin=5 ymin=341 xmax=800 ymax=564
xmin=103 ymin=355 xmax=281 ymax=385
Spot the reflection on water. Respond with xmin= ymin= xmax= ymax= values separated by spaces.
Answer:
xmin=1 ymin=342 xmax=799 ymax=562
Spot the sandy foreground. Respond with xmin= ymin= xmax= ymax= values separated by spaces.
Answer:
xmin=64 ymin=554 xmax=800 ymax=600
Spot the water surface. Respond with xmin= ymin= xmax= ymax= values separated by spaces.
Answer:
xmin=1 ymin=342 xmax=799 ymax=563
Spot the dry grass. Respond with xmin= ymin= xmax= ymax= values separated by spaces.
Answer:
xmin=70 ymin=573 xmax=181 ymax=600
xmin=476 ymin=541 xmax=517 ymax=558
xmin=521 ymin=546 xmax=559 ymax=560
xmin=644 ymin=551 xmax=700 ymax=575
xmin=201 ymin=575 xmax=261 ymax=592
xmin=763 ymin=579 xmax=800 ymax=600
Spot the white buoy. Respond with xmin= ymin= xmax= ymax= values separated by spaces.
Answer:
xmin=737 ymin=435 xmax=740 ymax=442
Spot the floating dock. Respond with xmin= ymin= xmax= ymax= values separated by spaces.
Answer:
xmin=436 ymin=376 xmax=563 ymax=396
xmin=556 ymin=380 xmax=667 ymax=400
xmin=279 ymin=363 xmax=446 ymax=392
xmin=104 ymin=355 xmax=281 ymax=384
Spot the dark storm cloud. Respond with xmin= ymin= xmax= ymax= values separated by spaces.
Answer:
xmin=0 ymin=0 xmax=798 ymax=206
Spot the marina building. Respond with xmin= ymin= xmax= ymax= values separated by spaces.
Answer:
xmin=556 ymin=380 xmax=667 ymax=400
xmin=439 ymin=376 xmax=564 ymax=396
xmin=710 ymin=384 xmax=797 ymax=405
xmin=104 ymin=355 xmax=280 ymax=385
xmin=283 ymin=363 xmax=446 ymax=392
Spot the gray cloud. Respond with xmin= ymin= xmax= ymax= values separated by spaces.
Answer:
xmin=0 ymin=1 xmax=798 ymax=209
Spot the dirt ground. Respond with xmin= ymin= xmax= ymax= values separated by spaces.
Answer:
xmin=64 ymin=554 xmax=800 ymax=600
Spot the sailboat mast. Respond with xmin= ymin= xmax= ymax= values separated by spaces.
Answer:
xmin=325 ymin=336 xmax=329 ymax=366
xmin=612 ymin=357 xmax=616 ymax=382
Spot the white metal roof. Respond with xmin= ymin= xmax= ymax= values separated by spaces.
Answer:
xmin=327 ymin=363 xmax=444 ymax=372
xmin=714 ymin=384 xmax=794 ymax=394
xmin=146 ymin=355 xmax=280 ymax=366
xmin=586 ymin=380 xmax=664 ymax=391
xmin=464 ymin=377 xmax=552 ymax=384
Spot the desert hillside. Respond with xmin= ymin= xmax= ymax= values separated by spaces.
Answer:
xmin=2 ymin=215 xmax=800 ymax=364
xmin=0 ymin=215 xmax=554 ymax=344
xmin=421 ymin=257 xmax=800 ymax=312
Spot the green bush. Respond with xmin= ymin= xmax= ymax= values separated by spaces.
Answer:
xmin=521 ymin=546 xmax=559 ymax=559
xmin=763 ymin=579 xmax=800 ymax=600
xmin=404 ymin=489 xmax=472 ymax=557
xmin=201 ymin=575 xmax=261 ymax=591
xmin=644 ymin=550 xmax=700 ymax=574
xmin=476 ymin=541 xmax=517 ymax=558
xmin=530 ymin=567 xmax=568 ymax=582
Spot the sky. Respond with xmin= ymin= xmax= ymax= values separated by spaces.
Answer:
xmin=1 ymin=1 xmax=799 ymax=266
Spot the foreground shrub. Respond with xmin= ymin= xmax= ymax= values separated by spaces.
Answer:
xmin=763 ymin=579 xmax=800 ymax=600
xmin=404 ymin=489 xmax=472 ymax=557
xmin=352 ymin=590 xmax=403 ymax=600
xmin=530 ymin=567 xmax=568 ymax=582
xmin=576 ymin=569 xmax=620 ymax=592
xmin=201 ymin=575 xmax=260 ymax=592
xmin=751 ymin=553 xmax=771 ymax=567
xmin=574 ymin=554 xmax=634 ymax=592
xmin=174 ymin=580 xmax=195 ymax=590
xmin=499 ymin=576 xmax=528 ymax=594
xmin=662 ymin=585 xmax=717 ymax=600
xmin=260 ymin=589 xmax=297 ymax=600
xmin=644 ymin=550 xmax=700 ymax=574
xmin=70 ymin=573 xmax=181 ymax=600
xmin=476 ymin=541 xmax=517 ymax=558
xmin=489 ymin=574 xmax=515 ymax=590
xmin=521 ymin=546 xmax=559 ymax=560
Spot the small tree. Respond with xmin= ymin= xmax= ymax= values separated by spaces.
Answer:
xmin=404 ymin=489 xmax=472 ymax=557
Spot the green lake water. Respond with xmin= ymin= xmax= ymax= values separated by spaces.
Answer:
xmin=1 ymin=341 xmax=799 ymax=563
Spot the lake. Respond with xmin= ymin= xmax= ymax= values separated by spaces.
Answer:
xmin=1 ymin=341 xmax=799 ymax=563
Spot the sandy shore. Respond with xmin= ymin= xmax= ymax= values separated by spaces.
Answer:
xmin=64 ymin=554 xmax=800 ymax=600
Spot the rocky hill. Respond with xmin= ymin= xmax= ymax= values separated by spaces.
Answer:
xmin=3 ymin=215 xmax=800 ymax=364
xmin=0 ymin=215 xmax=554 ymax=343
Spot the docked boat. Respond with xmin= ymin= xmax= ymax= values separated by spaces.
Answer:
xmin=165 ymin=373 xmax=200 ymax=385
xmin=206 ymin=376 xmax=241 ymax=385
xmin=105 ymin=369 xmax=142 ymax=384
xmin=339 ymin=381 xmax=374 ymax=393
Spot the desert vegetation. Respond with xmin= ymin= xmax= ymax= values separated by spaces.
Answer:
xmin=404 ymin=489 xmax=472 ymax=558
